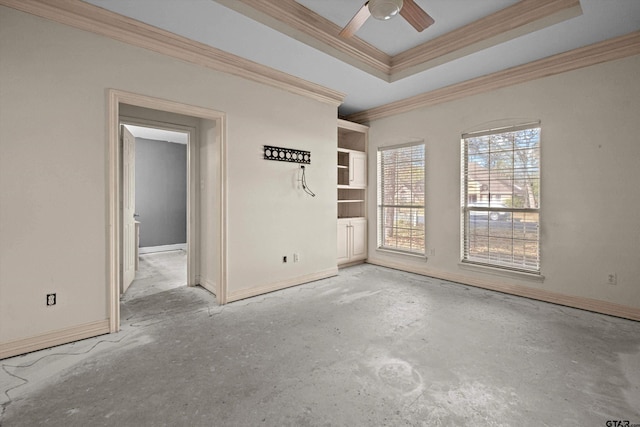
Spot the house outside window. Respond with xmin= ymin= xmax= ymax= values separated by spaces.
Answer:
xmin=377 ymin=142 xmax=425 ymax=255
xmin=462 ymin=123 xmax=541 ymax=273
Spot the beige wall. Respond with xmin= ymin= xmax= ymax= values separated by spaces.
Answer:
xmin=367 ymin=54 xmax=640 ymax=310
xmin=0 ymin=7 xmax=337 ymax=345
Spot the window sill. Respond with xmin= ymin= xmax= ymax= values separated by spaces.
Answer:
xmin=458 ymin=261 xmax=545 ymax=282
xmin=376 ymin=247 xmax=427 ymax=260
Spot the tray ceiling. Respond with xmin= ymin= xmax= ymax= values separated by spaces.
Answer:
xmin=79 ymin=0 xmax=640 ymax=116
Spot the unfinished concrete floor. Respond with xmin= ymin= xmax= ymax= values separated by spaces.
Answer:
xmin=1 ymin=251 xmax=639 ymax=426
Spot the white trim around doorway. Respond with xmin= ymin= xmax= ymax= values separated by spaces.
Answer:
xmin=107 ymin=89 xmax=228 ymax=333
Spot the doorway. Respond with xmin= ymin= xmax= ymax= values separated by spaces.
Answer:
xmin=108 ymin=89 xmax=227 ymax=333
xmin=121 ymin=123 xmax=189 ymax=298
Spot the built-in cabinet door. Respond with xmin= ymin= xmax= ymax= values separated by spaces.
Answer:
xmin=349 ymin=151 xmax=367 ymax=188
xmin=338 ymin=218 xmax=367 ymax=265
xmin=350 ymin=219 xmax=367 ymax=261
xmin=337 ymin=219 xmax=351 ymax=264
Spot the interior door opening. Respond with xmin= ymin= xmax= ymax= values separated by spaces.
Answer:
xmin=109 ymin=89 xmax=227 ymax=333
xmin=120 ymin=123 xmax=189 ymax=299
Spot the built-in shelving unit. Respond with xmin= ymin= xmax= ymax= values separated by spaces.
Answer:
xmin=337 ymin=121 xmax=367 ymax=219
xmin=337 ymin=119 xmax=368 ymax=266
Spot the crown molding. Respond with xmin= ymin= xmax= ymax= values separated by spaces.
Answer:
xmin=389 ymin=0 xmax=582 ymax=81
xmin=0 ymin=0 xmax=345 ymax=106
xmin=217 ymin=0 xmax=582 ymax=82
xmin=346 ymin=31 xmax=640 ymax=123
xmin=216 ymin=0 xmax=392 ymax=80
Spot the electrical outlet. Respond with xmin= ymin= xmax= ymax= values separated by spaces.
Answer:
xmin=282 ymin=256 xmax=287 ymax=263
xmin=607 ymin=273 xmax=617 ymax=285
xmin=294 ymin=253 xmax=299 ymax=262
xmin=46 ymin=293 xmax=56 ymax=306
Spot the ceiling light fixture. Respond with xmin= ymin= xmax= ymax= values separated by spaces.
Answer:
xmin=368 ymin=0 xmax=404 ymax=21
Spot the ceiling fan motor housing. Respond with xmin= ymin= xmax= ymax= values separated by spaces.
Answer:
xmin=368 ymin=0 xmax=404 ymax=20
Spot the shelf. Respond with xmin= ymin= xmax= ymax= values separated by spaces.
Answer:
xmin=337 ymin=185 xmax=365 ymax=189
xmin=338 ymin=199 xmax=365 ymax=203
xmin=337 ymin=147 xmax=364 ymax=154
xmin=337 ymin=165 xmax=348 ymax=169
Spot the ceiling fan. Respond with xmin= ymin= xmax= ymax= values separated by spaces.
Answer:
xmin=339 ymin=0 xmax=435 ymax=38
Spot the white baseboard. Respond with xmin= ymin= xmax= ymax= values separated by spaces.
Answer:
xmin=338 ymin=259 xmax=366 ymax=268
xmin=227 ymin=268 xmax=339 ymax=303
xmin=0 ymin=320 xmax=111 ymax=360
xmin=199 ymin=277 xmax=217 ymax=297
xmin=366 ymin=258 xmax=640 ymax=321
xmin=138 ymin=243 xmax=187 ymax=254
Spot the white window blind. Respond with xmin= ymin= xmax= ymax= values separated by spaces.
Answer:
xmin=461 ymin=124 xmax=541 ymax=273
xmin=377 ymin=142 xmax=425 ymax=255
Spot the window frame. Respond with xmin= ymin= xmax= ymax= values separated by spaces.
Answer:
xmin=377 ymin=141 xmax=426 ymax=256
xmin=461 ymin=122 xmax=541 ymax=274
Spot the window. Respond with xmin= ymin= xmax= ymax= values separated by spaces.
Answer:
xmin=462 ymin=123 xmax=540 ymax=273
xmin=377 ymin=142 xmax=425 ymax=255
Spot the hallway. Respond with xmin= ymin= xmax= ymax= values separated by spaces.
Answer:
xmin=1 ymin=257 xmax=639 ymax=426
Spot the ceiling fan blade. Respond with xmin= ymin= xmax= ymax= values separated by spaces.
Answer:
xmin=339 ymin=2 xmax=371 ymax=38
xmin=400 ymin=0 xmax=435 ymax=32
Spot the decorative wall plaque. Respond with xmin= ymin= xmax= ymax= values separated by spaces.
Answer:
xmin=264 ymin=145 xmax=310 ymax=164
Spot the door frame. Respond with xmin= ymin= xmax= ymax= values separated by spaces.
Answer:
xmin=108 ymin=89 xmax=227 ymax=333
xmin=120 ymin=124 xmax=137 ymax=293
